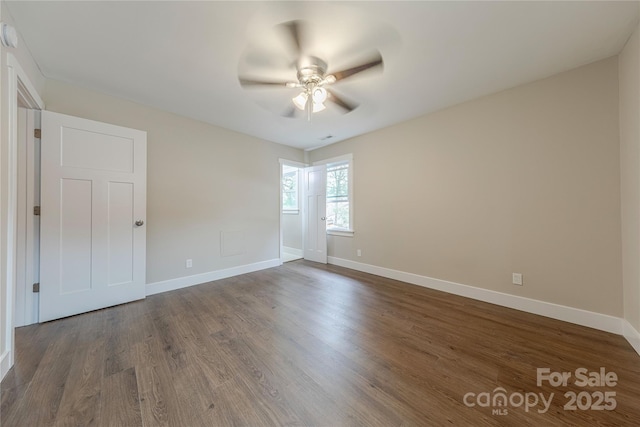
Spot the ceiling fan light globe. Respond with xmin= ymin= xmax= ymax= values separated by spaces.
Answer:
xmin=312 ymin=87 xmax=327 ymax=104
xmin=292 ymin=92 xmax=308 ymax=110
xmin=312 ymin=102 xmax=326 ymax=113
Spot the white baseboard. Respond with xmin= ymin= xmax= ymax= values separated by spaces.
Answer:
xmin=146 ymin=259 xmax=282 ymax=296
xmin=1 ymin=349 xmax=12 ymax=381
xmin=328 ymin=257 xmax=625 ymax=337
xmin=283 ymin=246 xmax=303 ymax=257
xmin=623 ymin=320 xmax=640 ymax=356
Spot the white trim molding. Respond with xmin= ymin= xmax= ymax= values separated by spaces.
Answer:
xmin=278 ymin=158 xmax=307 ymax=168
xmin=327 ymin=229 xmax=354 ymax=237
xmin=327 ymin=257 xmax=630 ymax=341
xmin=2 ymin=54 xmax=45 ymax=381
xmin=623 ymin=320 xmax=640 ymax=356
xmin=312 ymin=153 xmax=353 ymax=166
xmin=146 ymin=259 xmax=281 ymax=296
xmin=7 ymin=54 xmax=44 ymax=110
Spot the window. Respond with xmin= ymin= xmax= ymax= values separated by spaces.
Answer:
xmin=326 ymin=162 xmax=350 ymax=230
xmin=282 ymin=165 xmax=299 ymax=212
xmin=318 ymin=154 xmax=353 ymax=236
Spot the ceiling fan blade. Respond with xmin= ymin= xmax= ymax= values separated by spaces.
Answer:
xmin=282 ymin=105 xmax=297 ymax=118
xmin=279 ymin=20 xmax=305 ymax=58
xmin=327 ymin=90 xmax=358 ymax=113
xmin=330 ymin=52 xmax=383 ymax=82
xmin=243 ymin=50 xmax=292 ymax=70
xmin=239 ymin=78 xmax=291 ymax=88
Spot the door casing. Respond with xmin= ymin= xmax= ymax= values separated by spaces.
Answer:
xmin=2 ymin=54 xmax=45 ymax=380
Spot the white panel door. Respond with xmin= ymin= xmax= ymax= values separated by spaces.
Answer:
xmin=303 ymin=165 xmax=327 ymax=263
xmin=40 ymin=111 xmax=146 ymax=322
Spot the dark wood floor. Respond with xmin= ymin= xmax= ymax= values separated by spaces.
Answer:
xmin=1 ymin=260 xmax=639 ymax=426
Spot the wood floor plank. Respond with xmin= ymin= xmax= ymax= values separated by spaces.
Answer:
xmin=1 ymin=320 xmax=63 ymax=390
xmin=103 ymin=304 xmax=137 ymax=378
xmin=133 ymin=328 xmax=193 ymax=426
xmin=169 ymin=312 xmax=234 ymax=388
xmin=210 ymin=331 xmax=311 ymax=425
xmin=0 ymin=382 xmax=29 ymax=425
xmin=100 ymin=367 xmax=142 ymax=427
xmin=167 ymin=351 xmax=240 ymax=426
xmin=250 ymin=307 xmax=438 ymax=426
xmin=152 ymin=313 xmax=190 ymax=375
xmin=2 ymin=260 xmax=639 ymax=426
xmin=53 ymin=338 xmax=105 ymax=427
xmin=136 ymin=365 xmax=179 ymax=427
xmin=2 ymin=316 xmax=81 ymax=426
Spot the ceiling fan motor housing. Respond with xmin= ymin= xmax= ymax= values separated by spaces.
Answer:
xmin=297 ymin=56 xmax=328 ymax=87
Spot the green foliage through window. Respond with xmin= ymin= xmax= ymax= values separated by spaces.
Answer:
xmin=282 ymin=166 xmax=299 ymax=211
xmin=327 ymin=162 xmax=349 ymax=229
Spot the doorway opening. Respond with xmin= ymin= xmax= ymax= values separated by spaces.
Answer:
xmin=280 ymin=160 xmax=304 ymax=263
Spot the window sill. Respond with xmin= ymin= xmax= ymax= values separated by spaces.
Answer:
xmin=283 ymin=210 xmax=300 ymax=215
xmin=327 ymin=229 xmax=354 ymax=237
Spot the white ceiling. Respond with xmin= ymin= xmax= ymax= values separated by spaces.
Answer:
xmin=6 ymin=1 xmax=639 ymax=150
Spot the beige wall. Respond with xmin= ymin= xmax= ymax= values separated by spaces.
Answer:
xmin=620 ymin=22 xmax=640 ymax=332
xmin=0 ymin=2 xmax=45 ymax=94
xmin=44 ymin=79 xmax=303 ymax=284
xmin=309 ymin=57 xmax=623 ymax=317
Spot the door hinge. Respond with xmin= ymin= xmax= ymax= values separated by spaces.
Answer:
xmin=32 ymin=283 xmax=40 ymax=293
xmin=34 ymin=129 xmax=41 ymax=139
xmin=34 ymin=206 xmax=40 ymax=216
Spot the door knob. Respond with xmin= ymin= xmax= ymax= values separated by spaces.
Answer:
xmin=321 ymin=217 xmax=326 ymax=221
xmin=135 ymin=220 xmax=144 ymax=227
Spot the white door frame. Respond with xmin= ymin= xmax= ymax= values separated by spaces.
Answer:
xmin=14 ymin=107 xmax=40 ymax=327
xmin=1 ymin=54 xmax=44 ymax=379
xmin=278 ymin=158 xmax=306 ymax=264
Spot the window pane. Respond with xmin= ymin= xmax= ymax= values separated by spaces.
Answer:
xmin=327 ymin=201 xmax=349 ymax=229
xmin=283 ymin=191 xmax=297 ymax=210
xmin=327 ymin=163 xmax=348 ymax=198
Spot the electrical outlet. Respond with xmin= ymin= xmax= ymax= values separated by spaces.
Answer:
xmin=357 ymin=249 xmax=362 ymax=257
xmin=186 ymin=259 xmax=193 ymax=268
xmin=512 ymin=273 xmax=523 ymax=286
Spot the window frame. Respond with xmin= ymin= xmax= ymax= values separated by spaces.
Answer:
xmin=313 ymin=154 xmax=354 ymax=237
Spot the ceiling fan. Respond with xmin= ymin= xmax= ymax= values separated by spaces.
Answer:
xmin=238 ymin=20 xmax=384 ymax=119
